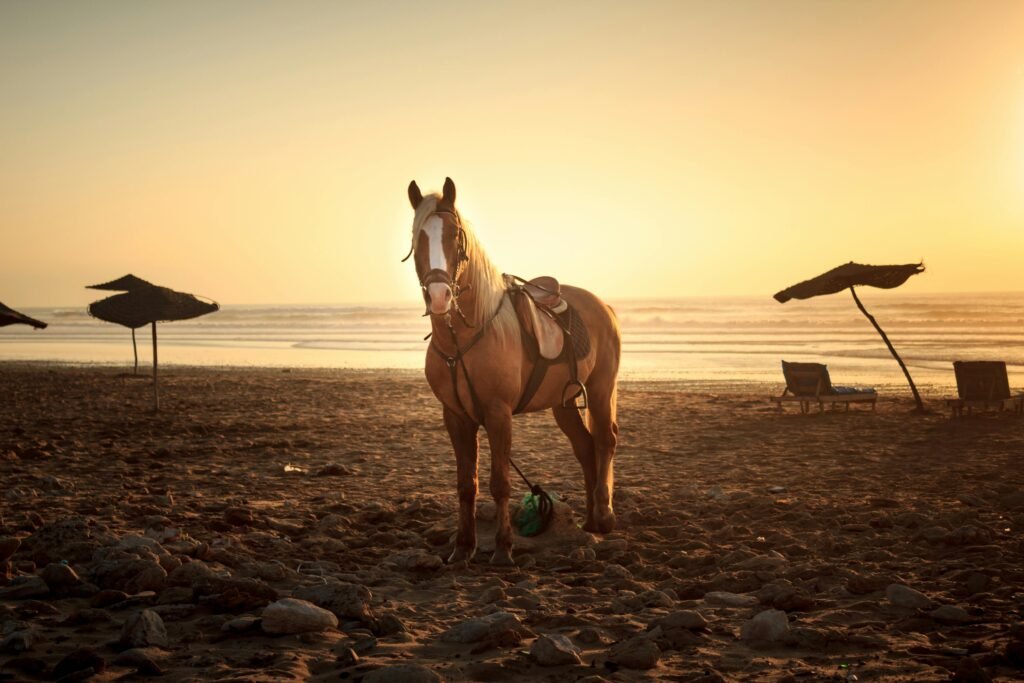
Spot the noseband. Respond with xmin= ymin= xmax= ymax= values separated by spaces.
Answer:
xmin=402 ymin=210 xmax=472 ymax=323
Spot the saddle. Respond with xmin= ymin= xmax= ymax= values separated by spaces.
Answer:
xmin=508 ymin=275 xmax=592 ymax=413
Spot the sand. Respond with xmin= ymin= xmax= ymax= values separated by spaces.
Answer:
xmin=1 ymin=364 xmax=1023 ymax=682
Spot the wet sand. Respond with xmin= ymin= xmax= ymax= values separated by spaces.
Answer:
xmin=2 ymin=365 xmax=1023 ymax=681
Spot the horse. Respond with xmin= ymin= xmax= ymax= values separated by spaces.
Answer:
xmin=405 ymin=177 xmax=621 ymax=566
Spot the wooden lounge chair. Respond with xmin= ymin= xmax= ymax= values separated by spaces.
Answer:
xmin=945 ymin=361 xmax=1024 ymax=417
xmin=770 ymin=361 xmax=877 ymax=413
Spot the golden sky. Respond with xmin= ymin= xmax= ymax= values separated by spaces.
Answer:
xmin=2 ymin=0 xmax=1023 ymax=307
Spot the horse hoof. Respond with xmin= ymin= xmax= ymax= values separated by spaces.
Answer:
xmin=489 ymin=549 xmax=515 ymax=566
xmin=582 ymin=519 xmax=600 ymax=533
xmin=596 ymin=510 xmax=616 ymax=534
xmin=448 ymin=547 xmax=476 ymax=564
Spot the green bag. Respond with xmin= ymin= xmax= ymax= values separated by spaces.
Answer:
xmin=516 ymin=490 xmax=555 ymax=537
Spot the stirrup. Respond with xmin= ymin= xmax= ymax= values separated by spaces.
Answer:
xmin=562 ymin=381 xmax=588 ymax=411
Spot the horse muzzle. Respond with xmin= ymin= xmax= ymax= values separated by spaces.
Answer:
xmin=420 ymin=269 xmax=454 ymax=316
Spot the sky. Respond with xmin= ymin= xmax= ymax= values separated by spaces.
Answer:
xmin=2 ymin=0 xmax=1023 ymax=307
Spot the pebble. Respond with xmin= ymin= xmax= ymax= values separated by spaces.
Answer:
xmin=292 ymin=581 xmax=374 ymax=624
xmin=0 ymin=537 xmax=20 ymax=562
xmin=52 ymin=648 xmax=106 ymax=680
xmin=930 ymin=605 xmax=970 ymax=624
xmin=261 ymin=598 xmax=338 ymax=634
xmin=656 ymin=610 xmax=707 ymax=630
xmin=609 ymin=636 xmax=661 ymax=669
xmin=120 ymin=609 xmax=169 ymax=648
xmin=703 ymin=591 xmax=759 ymax=607
xmin=530 ymin=633 xmax=583 ymax=666
xmin=41 ymin=562 xmax=84 ymax=592
xmin=222 ymin=615 xmax=261 ymax=633
xmin=0 ymin=575 xmax=49 ymax=599
xmin=114 ymin=648 xmax=164 ymax=676
xmin=224 ymin=507 xmax=254 ymax=526
xmin=886 ymin=583 xmax=933 ymax=609
xmin=740 ymin=609 xmax=790 ymax=642
xmin=440 ymin=611 xmax=525 ymax=643
xmin=0 ymin=630 xmax=34 ymax=654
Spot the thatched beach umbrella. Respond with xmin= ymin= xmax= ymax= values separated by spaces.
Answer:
xmin=0 ymin=301 xmax=47 ymax=329
xmin=87 ymin=273 xmax=156 ymax=373
xmin=774 ymin=262 xmax=926 ymax=411
xmin=88 ymin=277 xmax=218 ymax=410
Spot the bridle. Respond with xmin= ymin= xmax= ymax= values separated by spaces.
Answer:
xmin=402 ymin=210 xmax=473 ymax=324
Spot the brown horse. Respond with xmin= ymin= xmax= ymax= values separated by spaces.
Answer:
xmin=406 ymin=177 xmax=621 ymax=565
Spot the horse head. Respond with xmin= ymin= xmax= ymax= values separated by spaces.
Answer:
xmin=406 ymin=177 xmax=468 ymax=317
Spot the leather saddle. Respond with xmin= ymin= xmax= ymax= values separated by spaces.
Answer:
xmin=509 ymin=275 xmax=591 ymax=412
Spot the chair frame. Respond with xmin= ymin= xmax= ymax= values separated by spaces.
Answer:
xmin=946 ymin=361 xmax=1024 ymax=417
xmin=770 ymin=361 xmax=877 ymax=413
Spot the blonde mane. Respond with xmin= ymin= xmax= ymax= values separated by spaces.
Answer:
xmin=411 ymin=194 xmax=517 ymax=345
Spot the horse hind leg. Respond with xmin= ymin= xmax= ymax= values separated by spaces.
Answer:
xmin=551 ymin=404 xmax=599 ymax=532
xmin=444 ymin=406 xmax=480 ymax=564
xmin=589 ymin=383 xmax=619 ymax=534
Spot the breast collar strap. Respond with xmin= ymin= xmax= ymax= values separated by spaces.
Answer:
xmin=430 ymin=293 xmax=507 ymax=425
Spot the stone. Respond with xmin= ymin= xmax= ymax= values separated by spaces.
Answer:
xmin=952 ymin=656 xmax=993 ymax=683
xmin=530 ymin=633 xmax=583 ymax=666
xmin=0 ymin=630 xmax=34 ymax=654
xmin=90 ymin=557 xmax=167 ymax=594
xmin=0 ymin=537 xmax=20 ymax=562
xmin=114 ymin=648 xmax=164 ymax=676
xmin=478 ymin=586 xmax=506 ymax=604
xmin=388 ymin=549 xmax=444 ymax=572
xmin=261 ymin=598 xmax=338 ymax=634
xmin=440 ymin=611 xmax=526 ymax=644
xmin=41 ymin=562 xmax=83 ymax=592
xmin=120 ymin=609 xmax=169 ymax=648
xmin=167 ymin=559 xmax=222 ymax=586
xmin=52 ymin=648 xmax=106 ymax=680
xmin=703 ymin=591 xmax=758 ymax=607
xmin=656 ymin=610 xmax=707 ymax=630
xmin=91 ymin=589 xmax=130 ymax=607
xmin=740 ymin=609 xmax=790 ymax=642
xmin=0 ymin=575 xmax=49 ymax=599
xmin=222 ymin=615 xmax=261 ymax=633
xmin=292 ymin=581 xmax=374 ymax=624
xmin=362 ymin=664 xmax=443 ymax=683
xmin=886 ymin=583 xmax=932 ymax=609
xmin=930 ymin=605 xmax=970 ymax=624
xmin=224 ymin=507 xmax=254 ymax=526
xmin=609 ymin=636 xmax=661 ymax=670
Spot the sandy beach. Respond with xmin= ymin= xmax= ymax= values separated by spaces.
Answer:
xmin=0 ymin=364 xmax=1022 ymax=681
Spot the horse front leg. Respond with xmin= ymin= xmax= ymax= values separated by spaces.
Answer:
xmin=484 ymin=407 xmax=515 ymax=565
xmin=444 ymin=405 xmax=479 ymax=564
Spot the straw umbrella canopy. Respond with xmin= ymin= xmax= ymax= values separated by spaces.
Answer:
xmin=0 ymin=301 xmax=47 ymax=329
xmin=774 ymin=262 xmax=926 ymax=411
xmin=86 ymin=274 xmax=154 ymax=372
xmin=88 ymin=278 xmax=219 ymax=410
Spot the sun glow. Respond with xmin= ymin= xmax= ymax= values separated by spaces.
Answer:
xmin=1 ymin=1 xmax=1024 ymax=307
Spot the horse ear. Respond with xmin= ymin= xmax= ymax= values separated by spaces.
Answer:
xmin=442 ymin=177 xmax=456 ymax=207
xmin=408 ymin=181 xmax=423 ymax=209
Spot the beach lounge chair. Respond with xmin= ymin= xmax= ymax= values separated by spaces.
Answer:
xmin=945 ymin=361 xmax=1024 ymax=417
xmin=770 ymin=361 xmax=877 ymax=413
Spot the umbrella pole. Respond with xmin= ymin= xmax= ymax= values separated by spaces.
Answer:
xmin=850 ymin=286 xmax=924 ymax=411
xmin=132 ymin=328 xmax=138 ymax=375
xmin=152 ymin=321 xmax=159 ymax=411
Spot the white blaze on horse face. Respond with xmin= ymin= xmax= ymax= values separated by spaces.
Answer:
xmin=421 ymin=215 xmax=452 ymax=314
xmin=422 ymin=215 xmax=446 ymax=271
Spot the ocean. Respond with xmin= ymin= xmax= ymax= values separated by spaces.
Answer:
xmin=2 ymin=293 xmax=1022 ymax=390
